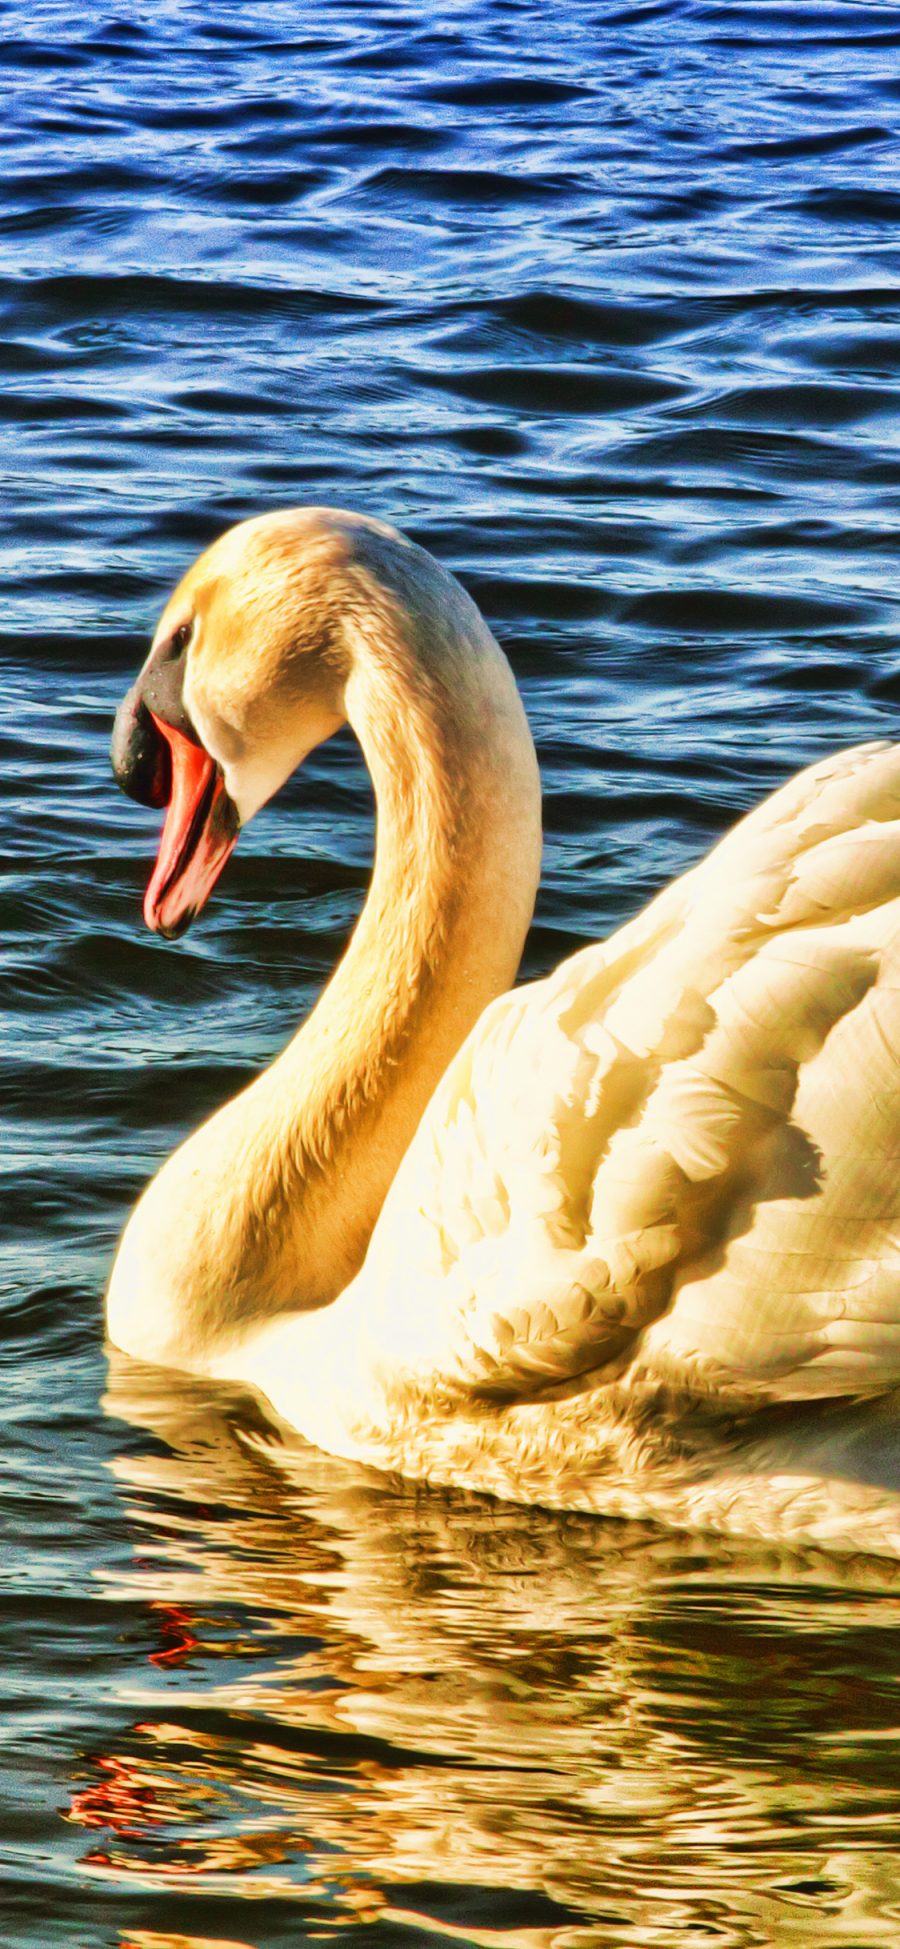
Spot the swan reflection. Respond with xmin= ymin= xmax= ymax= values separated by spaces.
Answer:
xmin=71 ymin=1356 xmax=900 ymax=1947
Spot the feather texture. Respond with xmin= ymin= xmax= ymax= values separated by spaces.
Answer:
xmin=110 ymin=512 xmax=900 ymax=1550
xmin=347 ymin=742 xmax=900 ymax=1419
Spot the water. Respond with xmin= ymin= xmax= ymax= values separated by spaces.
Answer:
xmin=4 ymin=0 xmax=900 ymax=1941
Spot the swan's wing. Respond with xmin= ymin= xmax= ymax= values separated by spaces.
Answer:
xmin=362 ymin=742 xmax=900 ymax=1407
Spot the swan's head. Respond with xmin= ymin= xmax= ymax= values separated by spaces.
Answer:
xmin=111 ymin=508 xmax=406 ymax=938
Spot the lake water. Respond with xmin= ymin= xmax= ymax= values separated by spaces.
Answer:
xmin=4 ymin=1 xmax=900 ymax=1943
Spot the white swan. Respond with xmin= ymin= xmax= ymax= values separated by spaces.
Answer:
xmin=108 ymin=507 xmax=900 ymax=1551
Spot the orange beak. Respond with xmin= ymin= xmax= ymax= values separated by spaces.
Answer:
xmin=143 ymin=715 xmax=239 ymax=939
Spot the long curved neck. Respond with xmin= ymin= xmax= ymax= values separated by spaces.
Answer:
xmin=263 ymin=593 xmax=541 ymax=1304
xmin=109 ymin=564 xmax=541 ymax=1367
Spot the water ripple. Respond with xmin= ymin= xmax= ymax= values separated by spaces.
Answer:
xmin=4 ymin=0 xmax=900 ymax=1942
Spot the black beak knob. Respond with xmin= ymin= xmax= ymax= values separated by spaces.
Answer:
xmin=111 ymin=685 xmax=172 ymax=808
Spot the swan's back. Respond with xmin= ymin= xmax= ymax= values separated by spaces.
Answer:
xmin=358 ymin=740 xmax=900 ymax=1414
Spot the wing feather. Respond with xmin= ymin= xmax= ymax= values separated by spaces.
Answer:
xmin=362 ymin=743 xmax=900 ymax=1409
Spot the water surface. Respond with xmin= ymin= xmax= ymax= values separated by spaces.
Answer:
xmin=4 ymin=1 xmax=900 ymax=1942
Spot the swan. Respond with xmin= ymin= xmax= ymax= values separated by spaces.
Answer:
xmin=108 ymin=507 xmax=900 ymax=1551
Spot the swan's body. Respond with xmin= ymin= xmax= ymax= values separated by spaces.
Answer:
xmin=108 ymin=509 xmax=900 ymax=1552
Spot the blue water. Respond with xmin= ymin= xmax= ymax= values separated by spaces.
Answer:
xmin=4 ymin=1 xmax=900 ymax=1942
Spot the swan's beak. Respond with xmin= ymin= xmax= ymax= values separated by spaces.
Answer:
xmin=111 ymin=686 xmax=240 ymax=940
xmin=142 ymin=716 xmax=239 ymax=938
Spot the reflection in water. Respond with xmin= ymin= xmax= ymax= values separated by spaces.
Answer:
xmin=7 ymin=0 xmax=900 ymax=1941
xmin=65 ymin=1357 xmax=900 ymax=1946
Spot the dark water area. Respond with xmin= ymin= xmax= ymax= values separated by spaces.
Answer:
xmin=4 ymin=0 xmax=900 ymax=1942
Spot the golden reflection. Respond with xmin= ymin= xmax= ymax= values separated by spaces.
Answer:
xmin=72 ymin=1354 xmax=900 ymax=1946
xmin=121 ymin=1937 xmax=259 ymax=1949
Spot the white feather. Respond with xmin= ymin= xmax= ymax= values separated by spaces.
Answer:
xmin=107 ymin=513 xmax=900 ymax=1551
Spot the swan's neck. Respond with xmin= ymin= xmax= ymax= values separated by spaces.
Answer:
xmin=109 ymin=573 xmax=541 ymax=1366
xmin=268 ymin=602 xmax=541 ymax=1292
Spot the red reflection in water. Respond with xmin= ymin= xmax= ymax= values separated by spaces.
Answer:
xmin=148 ymin=1600 xmax=199 ymax=1668
xmin=68 ymin=1753 xmax=163 ymax=1838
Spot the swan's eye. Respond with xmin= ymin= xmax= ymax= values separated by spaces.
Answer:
xmin=170 ymin=621 xmax=193 ymax=657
